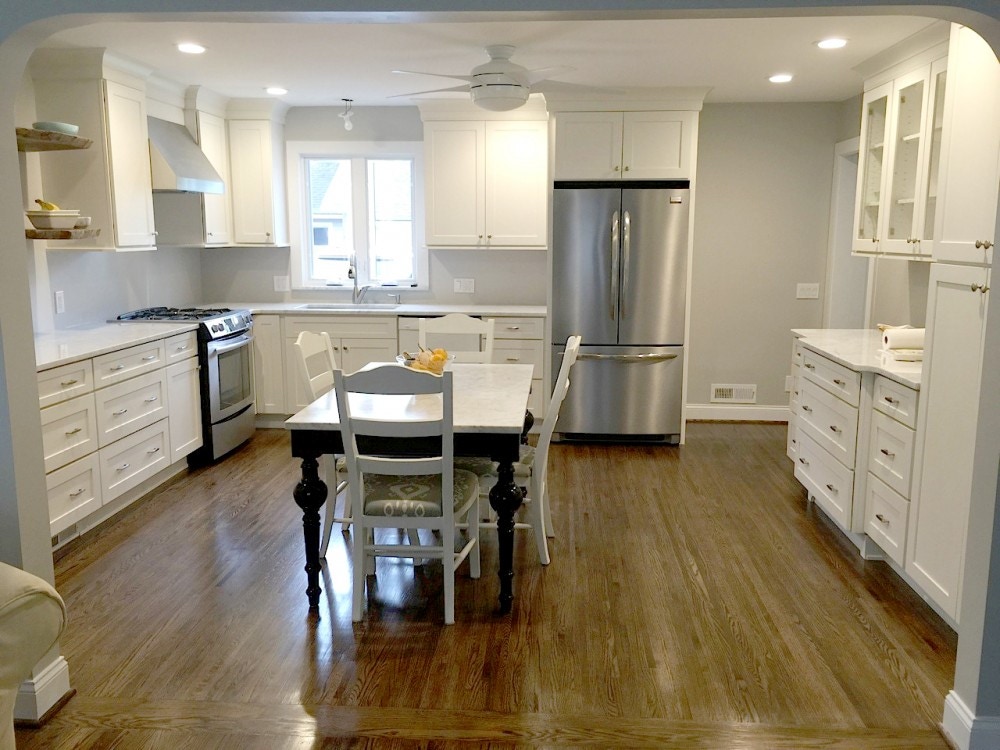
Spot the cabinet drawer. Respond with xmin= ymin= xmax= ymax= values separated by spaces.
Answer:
xmin=46 ymin=453 xmax=101 ymax=536
xmin=41 ymin=392 xmax=98 ymax=473
xmin=164 ymin=331 xmax=198 ymax=363
xmin=493 ymin=316 xmax=544 ymax=340
xmin=872 ymin=376 xmax=919 ymax=429
xmin=798 ymin=378 xmax=859 ymax=469
xmin=865 ymin=473 xmax=909 ymax=567
xmin=868 ymin=409 xmax=915 ymax=498
xmin=285 ymin=315 xmax=397 ymax=339
xmin=95 ymin=369 xmax=169 ymax=448
xmin=100 ymin=419 xmax=171 ymax=503
xmin=794 ymin=432 xmax=854 ymax=529
xmin=93 ymin=340 xmax=166 ymax=387
xmin=786 ymin=422 xmax=799 ymax=462
xmin=38 ymin=359 xmax=94 ymax=408
xmin=493 ymin=340 xmax=543 ymax=376
xmin=801 ymin=349 xmax=861 ymax=407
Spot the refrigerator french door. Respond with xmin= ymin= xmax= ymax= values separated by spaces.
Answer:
xmin=551 ymin=181 xmax=689 ymax=442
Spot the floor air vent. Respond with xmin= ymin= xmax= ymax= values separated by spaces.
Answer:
xmin=711 ymin=383 xmax=757 ymax=404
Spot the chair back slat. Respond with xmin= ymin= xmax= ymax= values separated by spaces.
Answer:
xmin=358 ymin=455 xmax=444 ymax=476
xmin=418 ymin=314 xmax=495 ymax=363
xmin=294 ymin=331 xmax=338 ymax=400
xmin=533 ymin=335 xmax=582 ymax=493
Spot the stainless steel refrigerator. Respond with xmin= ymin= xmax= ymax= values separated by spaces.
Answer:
xmin=551 ymin=181 xmax=689 ymax=442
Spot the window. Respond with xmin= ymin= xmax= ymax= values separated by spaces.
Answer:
xmin=288 ymin=141 xmax=425 ymax=290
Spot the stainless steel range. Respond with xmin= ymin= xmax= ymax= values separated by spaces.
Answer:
xmin=115 ymin=307 xmax=255 ymax=463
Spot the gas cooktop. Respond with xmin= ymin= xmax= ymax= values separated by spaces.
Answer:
xmin=114 ymin=307 xmax=252 ymax=340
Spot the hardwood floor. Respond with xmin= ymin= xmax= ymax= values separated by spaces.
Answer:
xmin=16 ymin=423 xmax=956 ymax=749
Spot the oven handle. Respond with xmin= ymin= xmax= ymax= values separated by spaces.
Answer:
xmin=207 ymin=333 xmax=253 ymax=357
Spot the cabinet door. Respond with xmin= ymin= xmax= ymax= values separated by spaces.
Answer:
xmin=424 ymin=121 xmax=485 ymax=246
xmin=166 ymin=357 xmax=203 ymax=461
xmin=485 ymin=121 xmax=547 ymax=247
xmin=197 ymin=111 xmax=232 ymax=246
xmin=104 ymin=80 xmax=156 ymax=248
xmin=621 ymin=111 xmax=694 ymax=179
xmin=553 ymin=112 xmax=624 ymax=180
xmin=340 ymin=338 xmax=397 ymax=374
xmin=916 ymin=58 xmax=948 ymax=258
xmin=852 ymin=82 xmax=893 ymax=254
xmin=252 ymin=315 xmax=285 ymax=414
xmin=906 ymin=263 xmax=990 ymax=620
xmin=934 ymin=25 xmax=1000 ymax=266
xmin=229 ymin=120 xmax=278 ymax=245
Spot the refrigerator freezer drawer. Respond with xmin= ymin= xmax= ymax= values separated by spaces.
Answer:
xmin=553 ymin=345 xmax=683 ymax=441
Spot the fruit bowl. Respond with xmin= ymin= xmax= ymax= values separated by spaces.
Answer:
xmin=25 ymin=210 xmax=80 ymax=229
xmin=396 ymin=351 xmax=454 ymax=375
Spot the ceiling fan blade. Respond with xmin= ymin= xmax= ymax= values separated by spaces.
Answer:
xmin=525 ymin=65 xmax=575 ymax=85
xmin=392 ymin=69 xmax=473 ymax=83
xmin=388 ymin=83 xmax=471 ymax=99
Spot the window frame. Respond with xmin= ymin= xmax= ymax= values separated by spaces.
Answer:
xmin=286 ymin=140 xmax=426 ymax=291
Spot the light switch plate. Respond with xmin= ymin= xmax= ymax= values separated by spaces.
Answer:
xmin=796 ymin=282 xmax=820 ymax=299
xmin=273 ymin=275 xmax=290 ymax=293
xmin=54 ymin=290 xmax=65 ymax=314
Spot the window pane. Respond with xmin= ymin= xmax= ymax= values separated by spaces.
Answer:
xmin=306 ymin=158 xmax=352 ymax=281
xmin=368 ymin=159 xmax=414 ymax=283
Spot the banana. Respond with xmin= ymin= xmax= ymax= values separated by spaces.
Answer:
xmin=35 ymin=199 xmax=60 ymax=211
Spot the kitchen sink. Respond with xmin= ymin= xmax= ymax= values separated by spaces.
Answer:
xmin=296 ymin=303 xmax=399 ymax=310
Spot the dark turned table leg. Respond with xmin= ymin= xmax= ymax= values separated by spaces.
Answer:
xmin=489 ymin=458 xmax=523 ymax=614
xmin=293 ymin=454 xmax=327 ymax=610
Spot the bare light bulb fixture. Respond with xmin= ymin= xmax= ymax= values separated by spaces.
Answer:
xmin=339 ymin=98 xmax=354 ymax=131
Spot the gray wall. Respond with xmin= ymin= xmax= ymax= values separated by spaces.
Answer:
xmin=688 ymin=102 xmax=840 ymax=407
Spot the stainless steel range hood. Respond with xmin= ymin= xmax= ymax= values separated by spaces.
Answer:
xmin=147 ymin=117 xmax=224 ymax=194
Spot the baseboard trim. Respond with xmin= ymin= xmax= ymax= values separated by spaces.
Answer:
xmin=943 ymin=691 xmax=1000 ymax=750
xmin=14 ymin=656 xmax=72 ymax=722
xmin=686 ymin=404 xmax=790 ymax=422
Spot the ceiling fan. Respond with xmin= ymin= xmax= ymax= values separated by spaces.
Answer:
xmin=393 ymin=44 xmax=575 ymax=111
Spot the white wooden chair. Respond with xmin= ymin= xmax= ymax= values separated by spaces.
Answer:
xmin=418 ymin=313 xmax=495 ymax=363
xmin=293 ymin=331 xmax=350 ymax=557
xmin=479 ymin=335 xmax=582 ymax=565
xmin=334 ymin=365 xmax=481 ymax=624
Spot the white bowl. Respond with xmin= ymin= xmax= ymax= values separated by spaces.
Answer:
xmin=26 ymin=209 xmax=79 ymax=217
xmin=32 ymin=121 xmax=79 ymax=136
xmin=26 ymin=213 xmax=79 ymax=230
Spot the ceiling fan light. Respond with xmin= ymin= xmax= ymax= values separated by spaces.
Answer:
xmin=471 ymin=84 xmax=530 ymax=111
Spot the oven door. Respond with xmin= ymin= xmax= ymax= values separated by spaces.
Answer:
xmin=206 ymin=332 xmax=254 ymax=423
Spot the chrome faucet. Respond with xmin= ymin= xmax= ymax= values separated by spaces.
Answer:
xmin=348 ymin=264 xmax=371 ymax=304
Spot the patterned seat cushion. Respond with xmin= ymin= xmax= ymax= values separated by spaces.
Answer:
xmin=362 ymin=469 xmax=479 ymax=518
xmin=458 ymin=446 xmax=535 ymax=479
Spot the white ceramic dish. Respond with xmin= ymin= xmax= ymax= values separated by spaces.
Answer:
xmin=26 ymin=213 xmax=79 ymax=230
xmin=26 ymin=209 xmax=79 ymax=217
xmin=32 ymin=121 xmax=79 ymax=136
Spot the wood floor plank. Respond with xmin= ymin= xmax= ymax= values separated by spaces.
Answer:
xmin=17 ymin=424 xmax=955 ymax=749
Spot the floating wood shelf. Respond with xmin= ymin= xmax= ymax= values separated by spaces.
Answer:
xmin=25 ymin=228 xmax=101 ymax=241
xmin=16 ymin=127 xmax=92 ymax=152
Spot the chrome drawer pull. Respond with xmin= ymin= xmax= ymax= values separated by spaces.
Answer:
xmin=60 ymin=378 xmax=79 ymax=387
xmin=113 ymin=408 xmax=128 ymax=416
xmin=804 ymin=363 xmax=816 ymax=370
xmin=883 ymin=396 xmax=897 ymax=404
xmin=801 ymin=405 xmax=813 ymax=413
xmin=64 ymin=427 xmax=82 ymax=436
xmin=798 ymin=457 xmax=809 ymax=466
xmin=833 ymin=378 xmax=845 ymax=386
xmin=880 ymin=448 xmax=895 ymax=458
xmin=875 ymin=513 xmax=889 ymax=525
xmin=68 ymin=488 xmax=85 ymax=497
xmin=141 ymin=355 xmax=157 ymax=361
xmin=147 ymin=447 xmax=160 ymax=455
xmin=175 ymin=344 xmax=189 ymax=351
xmin=505 ymin=357 xmax=520 ymax=362
xmin=505 ymin=326 xmax=521 ymax=331
xmin=116 ymin=463 xmax=130 ymax=472
xmin=109 ymin=364 xmax=126 ymax=371
xmin=144 ymin=396 xmax=159 ymax=403
xmin=829 ymin=424 xmax=841 ymax=434
xmin=825 ymin=483 xmax=838 ymax=493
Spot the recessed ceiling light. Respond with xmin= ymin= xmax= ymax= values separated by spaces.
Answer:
xmin=817 ymin=38 xmax=848 ymax=50
xmin=177 ymin=43 xmax=205 ymax=55
xmin=769 ymin=73 xmax=794 ymax=84
xmin=266 ymin=87 xmax=288 ymax=96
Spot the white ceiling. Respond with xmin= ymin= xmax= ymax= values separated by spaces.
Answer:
xmin=40 ymin=15 xmax=940 ymax=108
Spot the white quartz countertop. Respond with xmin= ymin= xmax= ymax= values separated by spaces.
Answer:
xmin=35 ymin=322 xmax=198 ymax=372
xmin=219 ymin=302 xmax=547 ymax=317
xmin=792 ymin=328 xmax=922 ymax=389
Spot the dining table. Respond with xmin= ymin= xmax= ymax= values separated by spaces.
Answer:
xmin=285 ymin=362 xmax=535 ymax=616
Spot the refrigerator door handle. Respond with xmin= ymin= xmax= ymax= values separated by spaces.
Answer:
xmin=621 ymin=210 xmax=631 ymax=319
xmin=610 ymin=210 xmax=620 ymax=321
xmin=577 ymin=352 xmax=679 ymax=362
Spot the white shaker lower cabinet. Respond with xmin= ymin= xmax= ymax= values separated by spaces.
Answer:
xmin=252 ymin=314 xmax=286 ymax=414
xmin=906 ymin=263 xmax=990 ymax=622
xmin=166 ymin=356 xmax=203 ymax=462
xmin=100 ymin=420 xmax=171 ymax=504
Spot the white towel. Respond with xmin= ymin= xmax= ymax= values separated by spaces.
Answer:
xmin=883 ymin=328 xmax=925 ymax=351
xmin=883 ymin=348 xmax=923 ymax=362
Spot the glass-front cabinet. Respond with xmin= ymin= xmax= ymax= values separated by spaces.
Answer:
xmin=852 ymin=55 xmax=947 ymax=259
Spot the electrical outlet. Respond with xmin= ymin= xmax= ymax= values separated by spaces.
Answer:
xmin=454 ymin=278 xmax=475 ymax=294
xmin=796 ymin=282 xmax=820 ymax=299
xmin=54 ymin=290 xmax=65 ymax=314
xmin=273 ymin=275 xmax=290 ymax=293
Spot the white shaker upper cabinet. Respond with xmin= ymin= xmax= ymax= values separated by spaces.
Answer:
xmin=228 ymin=118 xmax=288 ymax=246
xmin=554 ymin=111 xmax=696 ymax=180
xmin=196 ymin=110 xmax=232 ymax=246
xmin=933 ymin=24 xmax=1000 ymax=267
xmin=104 ymin=81 xmax=157 ymax=249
